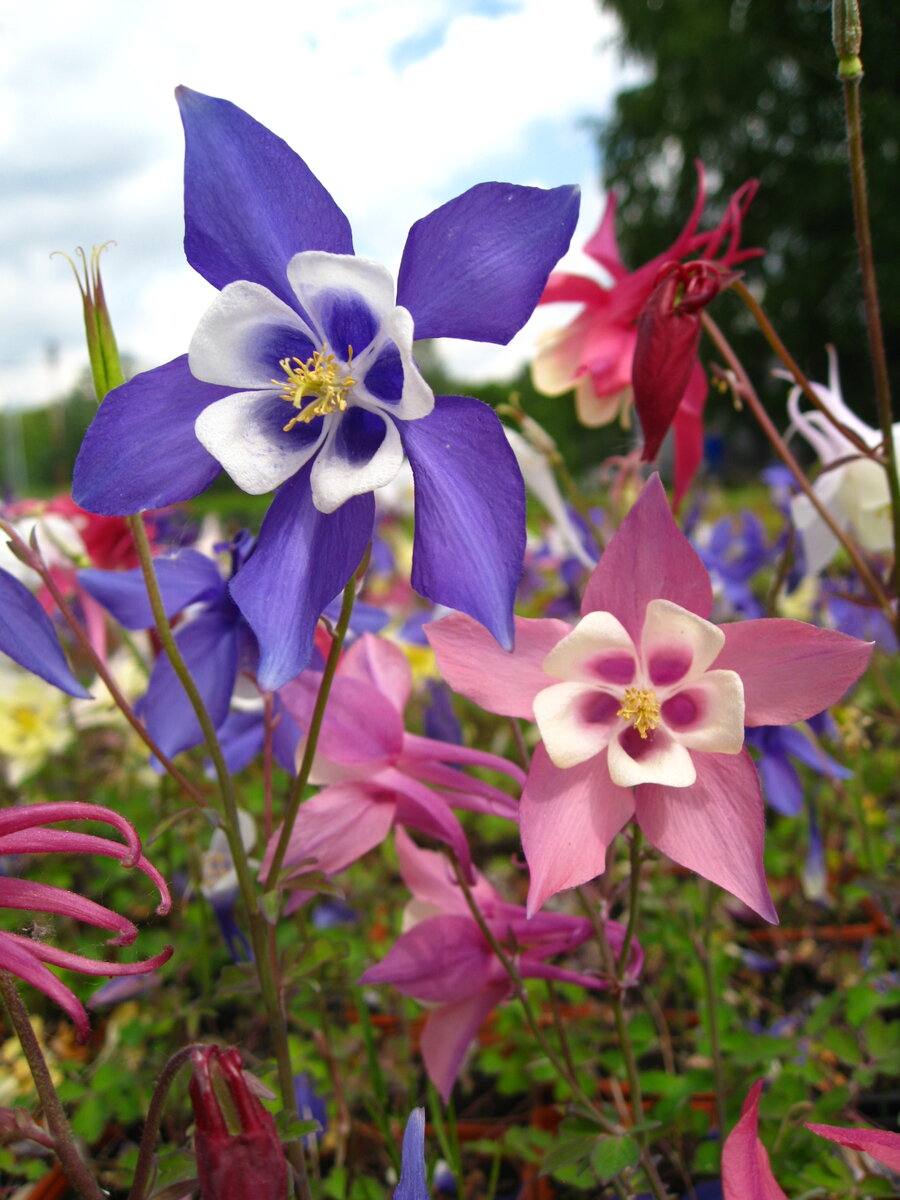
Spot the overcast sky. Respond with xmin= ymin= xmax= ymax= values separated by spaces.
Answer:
xmin=0 ymin=0 xmax=638 ymax=411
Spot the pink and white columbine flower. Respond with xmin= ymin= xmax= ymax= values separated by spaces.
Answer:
xmin=427 ymin=475 xmax=872 ymax=920
xmin=0 ymin=803 xmax=172 ymax=1038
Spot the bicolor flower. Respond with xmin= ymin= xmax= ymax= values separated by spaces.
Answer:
xmin=0 ymin=802 xmax=172 ymax=1039
xmin=267 ymin=633 xmax=523 ymax=907
xmin=532 ymin=164 xmax=759 ymax=504
xmin=784 ymin=347 xmax=900 ymax=575
xmin=360 ymin=830 xmax=639 ymax=1100
xmin=73 ymin=87 xmax=580 ymax=690
xmin=428 ymin=475 xmax=872 ymax=920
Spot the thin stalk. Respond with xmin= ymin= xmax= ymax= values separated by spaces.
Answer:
xmin=694 ymin=885 xmax=727 ymax=1138
xmin=616 ymin=829 xmax=643 ymax=976
xmin=507 ymin=717 xmax=531 ymax=771
xmin=265 ymin=554 xmax=365 ymax=890
xmin=730 ymin=280 xmax=873 ymax=456
xmin=701 ymin=313 xmax=893 ymax=619
xmin=0 ymin=973 xmax=104 ymax=1200
xmin=448 ymin=856 xmax=619 ymax=1132
xmin=127 ymin=515 xmax=311 ymax=1200
xmin=129 ymin=1044 xmax=207 ymax=1200
xmin=0 ymin=519 xmax=205 ymax=806
xmin=842 ymin=76 xmax=900 ymax=619
xmin=544 ymin=978 xmax=581 ymax=1088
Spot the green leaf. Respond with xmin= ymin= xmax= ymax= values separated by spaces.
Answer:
xmin=590 ymin=1134 xmax=641 ymax=1183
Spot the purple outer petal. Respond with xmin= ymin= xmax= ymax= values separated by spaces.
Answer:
xmin=635 ymin=749 xmax=777 ymax=923
xmin=421 ymin=984 xmax=509 ymax=1102
xmin=722 ymin=1081 xmax=789 ymax=1200
xmin=78 ymin=549 xmax=225 ymax=630
xmin=805 ymin=1122 xmax=900 ymax=1171
xmin=176 ymin=87 xmax=354 ymax=306
xmin=394 ymin=1109 xmax=429 ymax=1200
xmin=521 ymin=745 xmax=634 ymax=915
xmin=401 ymin=396 xmax=525 ymax=651
xmin=228 ymin=465 xmax=374 ymax=690
xmin=581 ymin=473 xmax=713 ymax=640
xmin=397 ymin=182 xmax=580 ymax=343
xmin=141 ymin=612 xmax=239 ymax=759
xmin=715 ymin=620 xmax=873 ymax=726
xmin=0 ymin=569 xmax=89 ymax=697
xmin=73 ymin=356 xmax=227 ymax=515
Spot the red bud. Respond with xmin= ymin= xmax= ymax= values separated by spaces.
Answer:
xmin=633 ymin=261 xmax=732 ymax=463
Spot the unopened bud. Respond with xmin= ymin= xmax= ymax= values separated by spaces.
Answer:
xmin=832 ymin=0 xmax=863 ymax=80
xmin=51 ymin=244 xmax=125 ymax=401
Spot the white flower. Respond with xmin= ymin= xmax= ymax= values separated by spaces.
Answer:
xmin=785 ymin=348 xmax=899 ymax=574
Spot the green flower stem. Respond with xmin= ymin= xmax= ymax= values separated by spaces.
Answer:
xmin=0 ymin=518 xmax=205 ymax=807
xmin=0 ymin=972 xmax=104 ymax=1200
xmin=616 ymin=828 xmax=644 ymax=976
xmin=264 ymin=550 xmax=366 ymax=891
xmin=576 ymin=884 xmax=670 ymax=1200
xmin=694 ymin=884 xmax=728 ymax=1139
xmin=128 ymin=1043 xmax=208 ymax=1200
xmin=842 ymin=74 xmax=900 ymax=628
xmin=127 ymin=515 xmax=311 ymax=1200
xmin=701 ymin=312 xmax=893 ymax=620
xmin=448 ymin=855 xmax=618 ymax=1132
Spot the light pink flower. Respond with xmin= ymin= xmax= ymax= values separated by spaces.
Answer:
xmin=722 ymin=1081 xmax=900 ymax=1197
xmin=0 ymin=802 xmax=172 ymax=1038
xmin=427 ymin=475 xmax=872 ymax=920
xmin=267 ymin=634 xmax=522 ymax=908
xmin=532 ymin=165 xmax=759 ymax=504
xmin=360 ymin=829 xmax=640 ymax=1100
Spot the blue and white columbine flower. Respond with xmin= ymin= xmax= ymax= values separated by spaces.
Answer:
xmin=74 ymin=87 xmax=580 ymax=689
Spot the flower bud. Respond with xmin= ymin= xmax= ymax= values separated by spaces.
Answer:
xmin=632 ymin=260 xmax=732 ymax=464
xmin=189 ymin=1046 xmax=288 ymax=1200
xmin=52 ymin=244 xmax=125 ymax=401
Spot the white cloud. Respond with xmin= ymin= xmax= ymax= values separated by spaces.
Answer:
xmin=0 ymin=0 xmax=634 ymax=411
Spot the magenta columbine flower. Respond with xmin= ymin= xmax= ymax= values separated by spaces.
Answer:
xmin=428 ymin=475 xmax=872 ymax=920
xmin=73 ymin=87 xmax=580 ymax=689
xmin=0 ymin=802 xmax=171 ymax=1038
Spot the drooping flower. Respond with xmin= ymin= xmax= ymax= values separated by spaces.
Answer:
xmin=428 ymin=475 xmax=872 ymax=919
xmin=532 ymin=164 xmax=759 ymax=503
xmin=73 ymin=87 xmax=580 ymax=690
xmin=266 ymin=633 xmax=522 ymax=907
xmin=189 ymin=1045 xmax=288 ymax=1200
xmin=0 ymin=802 xmax=172 ymax=1039
xmin=783 ymin=347 xmax=899 ymax=575
xmin=361 ymin=830 xmax=639 ymax=1100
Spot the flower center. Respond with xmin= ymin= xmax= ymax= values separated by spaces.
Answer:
xmin=616 ymin=687 xmax=660 ymax=739
xmin=275 ymin=346 xmax=356 ymax=432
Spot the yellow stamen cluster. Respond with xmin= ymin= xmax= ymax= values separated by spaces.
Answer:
xmin=617 ymin=687 xmax=661 ymax=739
xmin=275 ymin=346 xmax=355 ymax=431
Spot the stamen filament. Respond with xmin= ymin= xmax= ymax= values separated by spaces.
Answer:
xmin=617 ymin=687 xmax=661 ymax=739
xmin=274 ymin=346 xmax=355 ymax=431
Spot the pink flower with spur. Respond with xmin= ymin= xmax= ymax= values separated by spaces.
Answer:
xmin=360 ymin=829 xmax=641 ymax=1100
xmin=0 ymin=802 xmax=172 ymax=1038
xmin=531 ymin=164 xmax=759 ymax=503
xmin=722 ymin=1081 xmax=900 ymax=1198
xmin=266 ymin=633 xmax=522 ymax=908
xmin=428 ymin=475 xmax=872 ymax=921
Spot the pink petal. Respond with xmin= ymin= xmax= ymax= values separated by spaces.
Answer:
xmin=2 ymin=933 xmax=173 ymax=978
xmin=582 ymin=192 xmax=628 ymax=278
xmin=395 ymin=828 xmax=499 ymax=916
xmin=0 ymin=802 xmax=143 ymax=865
xmin=402 ymin=757 xmax=519 ymax=819
xmin=426 ymin=613 xmax=571 ymax=719
xmin=0 ymin=932 xmax=91 ymax=1040
xmin=338 ymin=633 xmax=412 ymax=713
xmin=421 ymin=983 xmax=509 ymax=1102
xmin=581 ymin=474 xmax=713 ymax=642
xmin=280 ymin=673 xmax=404 ymax=766
xmin=805 ymin=1123 xmax=900 ymax=1172
xmin=722 ymin=1081 xmax=789 ymax=1200
xmin=634 ymin=750 xmax=777 ymax=923
xmin=388 ymin=769 xmax=475 ymax=877
xmin=521 ymin=744 xmax=633 ymax=915
xmin=672 ymin=363 xmax=707 ymax=507
xmin=0 ymin=878 xmax=139 ymax=944
xmin=266 ymin=782 xmax=395 ymax=883
xmin=401 ymin=731 xmax=525 ymax=787
xmin=715 ymin=620 xmax=873 ymax=725
xmin=360 ymin=914 xmax=495 ymax=1004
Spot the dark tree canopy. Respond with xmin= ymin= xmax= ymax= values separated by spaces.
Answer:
xmin=595 ymin=0 xmax=899 ymax=423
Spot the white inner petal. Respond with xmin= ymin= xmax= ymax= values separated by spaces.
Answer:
xmin=533 ymin=681 xmax=620 ymax=768
xmin=640 ymin=598 xmax=726 ymax=685
xmin=662 ymin=670 xmax=745 ymax=754
xmin=310 ymin=412 xmax=405 ymax=514
xmin=542 ymin=610 xmax=635 ymax=684
xmin=607 ymin=728 xmax=696 ymax=788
